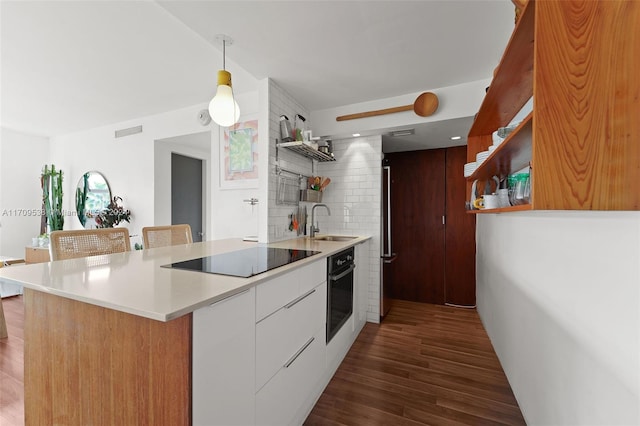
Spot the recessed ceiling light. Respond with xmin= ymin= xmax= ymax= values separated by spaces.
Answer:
xmin=352 ymin=133 xmax=361 ymax=137
xmin=450 ymin=136 xmax=462 ymax=140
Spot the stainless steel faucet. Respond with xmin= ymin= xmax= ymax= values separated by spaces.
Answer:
xmin=310 ymin=203 xmax=331 ymax=238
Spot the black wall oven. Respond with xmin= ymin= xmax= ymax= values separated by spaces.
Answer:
xmin=327 ymin=247 xmax=355 ymax=343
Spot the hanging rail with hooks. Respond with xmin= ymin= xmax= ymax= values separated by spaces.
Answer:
xmin=275 ymin=165 xmax=311 ymax=180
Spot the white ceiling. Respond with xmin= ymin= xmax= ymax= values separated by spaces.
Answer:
xmin=1 ymin=1 xmax=515 ymax=150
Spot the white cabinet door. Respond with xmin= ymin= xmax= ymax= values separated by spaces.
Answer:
xmin=193 ymin=288 xmax=256 ymax=426
xmin=354 ymin=241 xmax=369 ymax=333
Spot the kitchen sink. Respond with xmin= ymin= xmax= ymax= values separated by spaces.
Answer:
xmin=312 ymin=235 xmax=358 ymax=242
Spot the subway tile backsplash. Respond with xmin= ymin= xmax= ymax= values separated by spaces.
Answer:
xmin=266 ymin=80 xmax=382 ymax=322
xmin=318 ymin=135 xmax=382 ymax=322
xmin=267 ymin=80 xmax=312 ymax=242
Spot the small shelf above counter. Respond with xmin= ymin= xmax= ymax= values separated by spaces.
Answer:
xmin=277 ymin=141 xmax=336 ymax=162
xmin=467 ymin=204 xmax=532 ymax=214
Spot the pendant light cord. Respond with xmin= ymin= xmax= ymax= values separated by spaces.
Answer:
xmin=222 ymin=39 xmax=226 ymax=71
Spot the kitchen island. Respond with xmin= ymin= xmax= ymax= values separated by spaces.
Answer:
xmin=0 ymin=236 xmax=370 ymax=425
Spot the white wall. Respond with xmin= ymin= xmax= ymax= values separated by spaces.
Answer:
xmin=152 ymin=88 xmax=265 ymax=242
xmin=317 ymin=135 xmax=382 ymax=322
xmin=311 ymin=79 xmax=491 ymax=140
xmin=210 ymin=88 xmax=266 ymax=241
xmin=0 ymin=127 xmax=49 ymax=257
xmin=476 ymin=211 xmax=640 ymax=425
xmin=154 ymin=132 xmax=211 ymax=243
xmin=50 ymin=91 xmax=263 ymax=245
xmin=267 ymin=79 xmax=314 ymax=242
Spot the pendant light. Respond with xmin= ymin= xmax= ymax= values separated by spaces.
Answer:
xmin=209 ymin=34 xmax=240 ymax=127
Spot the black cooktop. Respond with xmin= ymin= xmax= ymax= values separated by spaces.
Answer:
xmin=162 ymin=247 xmax=320 ymax=278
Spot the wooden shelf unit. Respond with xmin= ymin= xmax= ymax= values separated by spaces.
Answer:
xmin=467 ymin=0 xmax=640 ymax=211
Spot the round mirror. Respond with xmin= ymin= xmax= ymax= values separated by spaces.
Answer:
xmin=76 ymin=171 xmax=112 ymax=228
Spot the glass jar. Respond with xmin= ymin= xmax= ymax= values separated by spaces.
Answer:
xmin=507 ymin=175 xmax=518 ymax=205
xmin=512 ymin=173 xmax=530 ymax=205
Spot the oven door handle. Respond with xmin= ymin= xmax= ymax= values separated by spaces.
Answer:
xmin=329 ymin=264 xmax=356 ymax=281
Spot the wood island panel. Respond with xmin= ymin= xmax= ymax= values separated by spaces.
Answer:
xmin=23 ymin=288 xmax=192 ymax=425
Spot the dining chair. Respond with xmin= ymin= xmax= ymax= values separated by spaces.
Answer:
xmin=49 ymin=228 xmax=131 ymax=261
xmin=142 ymin=224 xmax=193 ymax=249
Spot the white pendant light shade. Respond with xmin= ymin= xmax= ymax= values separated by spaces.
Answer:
xmin=209 ymin=82 xmax=240 ymax=127
xmin=209 ymin=36 xmax=241 ymax=127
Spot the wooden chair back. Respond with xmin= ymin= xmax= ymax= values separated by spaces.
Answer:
xmin=49 ymin=228 xmax=131 ymax=261
xmin=142 ymin=224 xmax=193 ymax=249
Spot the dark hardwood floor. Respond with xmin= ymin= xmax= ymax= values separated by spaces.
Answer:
xmin=0 ymin=296 xmax=24 ymax=426
xmin=0 ymin=296 xmax=525 ymax=426
xmin=305 ymin=299 xmax=526 ymax=425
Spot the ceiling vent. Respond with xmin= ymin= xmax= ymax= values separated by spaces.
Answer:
xmin=389 ymin=128 xmax=415 ymax=137
xmin=115 ymin=125 xmax=143 ymax=138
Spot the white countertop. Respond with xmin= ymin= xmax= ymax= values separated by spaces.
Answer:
xmin=0 ymin=236 xmax=369 ymax=321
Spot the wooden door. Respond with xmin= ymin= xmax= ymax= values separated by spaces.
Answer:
xmin=444 ymin=146 xmax=476 ymax=306
xmin=388 ymin=149 xmax=446 ymax=304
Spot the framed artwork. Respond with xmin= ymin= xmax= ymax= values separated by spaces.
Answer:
xmin=220 ymin=116 xmax=259 ymax=189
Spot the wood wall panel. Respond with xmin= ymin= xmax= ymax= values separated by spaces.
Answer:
xmin=388 ymin=150 xmax=446 ymax=304
xmin=533 ymin=0 xmax=640 ymax=210
xmin=445 ymin=146 xmax=476 ymax=306
xmin=24 ymin=289 xmax=191 ymax=425
xmin=388 ymin=147 xmax=476 ymax=306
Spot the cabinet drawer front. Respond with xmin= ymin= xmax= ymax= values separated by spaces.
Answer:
xmin=256 ymin=270 xmax=299 ymax=322
xmin=255 ymin=282 xmax=325 ymax=392
xmin=297 ymin=259 xmax=326 ymax=294
xmin=255 ymin=326 xmax=326 ymax=426
xmin=256 ymin=259 xmax=325 ymax=321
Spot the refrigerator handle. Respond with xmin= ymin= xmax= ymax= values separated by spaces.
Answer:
xmin=383 ymin=165 xmax=391 ymax=257
xmin=382 ymin=253 xmax=397 ymax=263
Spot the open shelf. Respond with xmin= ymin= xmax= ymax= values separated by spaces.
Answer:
xmin=469 ymin=0 xmax=535 ymax=136
xmin=276 ymin=141 xmax=336 ymax=162
xmin=468 ymin=113 xmax=532 ymax=180
xmin=467 ymin=204 xmax=532 ymax=214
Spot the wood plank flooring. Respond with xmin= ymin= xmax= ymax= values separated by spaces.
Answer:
xmin=0 ymin=296 xmax=525 ymax=426
xmin=305 ymin=299 xmax=526 ymax=425
xmin=0 ymin=296 xmax=24 ymax=426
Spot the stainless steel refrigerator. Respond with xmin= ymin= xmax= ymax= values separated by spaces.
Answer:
xmin=380 ymin=158 xmax=396 ymax=318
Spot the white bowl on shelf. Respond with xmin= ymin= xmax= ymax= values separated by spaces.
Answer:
xmin=463 ymin=161 xmax=477 ymax=177
xmin=492 ymin=131 xmax=504 ymax=146
xmin=476 ymin=151 xmax=490 ymax=164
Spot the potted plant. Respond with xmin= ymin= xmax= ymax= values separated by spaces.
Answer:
xmin=41 ymin=164 xmax=64 ymax=233
xmin=95 ymin=196 xmax=131 ymax=228
xmin=75 ymin=172 xmax=89 ymax=227
xmin=38 ymin=233 xmax=49 ymax=247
